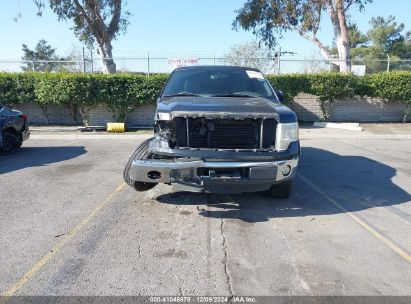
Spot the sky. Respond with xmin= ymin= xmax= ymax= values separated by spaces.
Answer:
xmin=0 ymin=0 xmax=410 ymax=63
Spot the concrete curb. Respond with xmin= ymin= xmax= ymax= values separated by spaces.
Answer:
xmin=313 ymin=122 xmax=363 ymax=131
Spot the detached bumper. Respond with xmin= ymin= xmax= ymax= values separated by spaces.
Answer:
xmin=129 ymin=157 xmax=299 ymax=193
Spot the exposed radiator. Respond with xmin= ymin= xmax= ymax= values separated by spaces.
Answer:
xmin=173 ymin=118 xmax=277 ymax=150
xmin=189 ymin=119 xmax=260 ymax=149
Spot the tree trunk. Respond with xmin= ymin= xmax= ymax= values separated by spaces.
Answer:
xmin=403 ymin=104 xmax=410 ymax=123
xmin=39 ymin=104 xmax=49 ymax=125
xmin=98 ymin=42 xmax=116 ymax=74
xmin=68 ymin=104 xmax=78 ymax=125
xmin=333 ymin=28 xmax=351 ymax=73
xmin=79 ymin=105 xmax=90 ymax=127
xmin=335 ymin=0 xmax=351 ymax=73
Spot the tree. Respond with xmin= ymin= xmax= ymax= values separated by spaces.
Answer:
xmin=368 ymin=16 xmax=406 ymax=53
xmin=223 ymin=40 xmax=274 ymax=73
xmin=347 ymin=22 xmax=368 ymax=49
xmin=21 ymin=39 xmax=64 ymax=72
xmin=344 ymin=16 xmax=411 ymax=72
xmin=233 ymin=0 xmax=372 ymax=73
xmin=34 ymin=0 xmax=130 ymax=73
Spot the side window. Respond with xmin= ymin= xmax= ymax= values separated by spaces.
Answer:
xmin=263 ymin=81 xmax=273 ymax=97
xmin=252 ymin=79 xmax=273 ymax=97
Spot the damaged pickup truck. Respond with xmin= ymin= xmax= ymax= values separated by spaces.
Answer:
xmin=124 ymin=66 xmax=300 ymax=198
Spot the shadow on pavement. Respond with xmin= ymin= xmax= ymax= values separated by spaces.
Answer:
xmin=0 ymin=146 xmax=87 ymax=174
xmin=156 ymin=147 xmax=411 ymax=223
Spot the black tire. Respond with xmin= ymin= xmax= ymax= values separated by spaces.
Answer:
xmin=270 ymin=180 xmax=293 ymax=199
xmin=123 ymin=137 xmax=157 ymax=192
xmin=0 ymin=131 xmax=22 ymax=154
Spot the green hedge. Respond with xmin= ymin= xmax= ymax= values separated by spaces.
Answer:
xmin=266 ymin=72 xmax=411 ymax=103
xmin=0 ymin=72 xmax=168 ymax=125
xmin=267 ymin=72 xmax=411 ymax=120
xmin=1 ymin=72 xmax=410 ymax=124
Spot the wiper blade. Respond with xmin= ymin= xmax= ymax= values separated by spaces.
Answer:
xmin=163 ymin=92 xmax=202 ymax=97
xmin=211 ymin=93 xmax=257 ymax=98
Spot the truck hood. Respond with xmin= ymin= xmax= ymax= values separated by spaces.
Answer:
xmin=157 ymin=96 xmax=297 ymax=123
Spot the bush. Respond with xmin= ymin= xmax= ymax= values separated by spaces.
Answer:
xmin=365 ymin=72 xmax=411 ymax=122
xmin=366 ymin=72 xmax=411 ymax=102
xmin=35 ymin=73 xmax=100 ymax=125
xmin=97 ymin=74 xmax=143 ymax=123
xmin=0 ymin=73 xmax=36 ymax=107
xmin=267 ymin=72 xmax=411 ymax=121
xmin=141 ymin=74 xmax=168 ymax=104
xmin=1 ymin=72 xmax=410 ymax=124
xmin=266 ymin=74 xmax=311 ymax=104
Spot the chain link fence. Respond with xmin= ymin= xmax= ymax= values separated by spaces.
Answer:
xmin=1 ymin=56 xmax=410 ymax=75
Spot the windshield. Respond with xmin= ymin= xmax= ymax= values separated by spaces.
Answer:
xmin=162 ymin=67 xmax=276 ymax=99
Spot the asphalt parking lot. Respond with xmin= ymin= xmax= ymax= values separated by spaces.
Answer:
xmin=1 ymin=135 xmax=411 ymax=296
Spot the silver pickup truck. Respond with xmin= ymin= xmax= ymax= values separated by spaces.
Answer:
xmin=124 ymin=66 xmax=300 ymax=198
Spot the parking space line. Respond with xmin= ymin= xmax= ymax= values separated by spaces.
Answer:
xmin=1 ymin=182 xmax=126 ymax=297
xmin=297 ymin=173 xmax=411 ymax=264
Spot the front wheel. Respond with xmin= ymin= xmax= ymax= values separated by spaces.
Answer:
xmin=123 ymin=138 xmax=157 ymax=192
xmin=269 ymin=180 xmax=293 ymax=199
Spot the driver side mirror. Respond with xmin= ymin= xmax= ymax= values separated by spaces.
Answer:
xmin=276 ymin=90 xmax=284 ymax=102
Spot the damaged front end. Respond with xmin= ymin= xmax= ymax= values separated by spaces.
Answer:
xmin=154 ymin=116 xmax=277 ymax=151
xmin=128 ymin=114 xmax=299 ymax=194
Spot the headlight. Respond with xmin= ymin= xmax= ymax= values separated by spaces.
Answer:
xmin=275 ymin=122 xmax=299 ymax=151
xmin=157 ymin=112 xmax=171 ymax=121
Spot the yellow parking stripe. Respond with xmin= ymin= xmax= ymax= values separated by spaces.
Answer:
xmin=1 ymin=182 xmax=126 ymax=297
xmin=297 ymin=173 xmax=411 ymax=264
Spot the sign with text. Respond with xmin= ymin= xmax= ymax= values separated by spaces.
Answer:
xmin=167 ymin=58 xmax=199 ymax=70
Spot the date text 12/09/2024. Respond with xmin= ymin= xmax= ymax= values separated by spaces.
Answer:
xmin=149 ymin=296 xmax=257 ymax=303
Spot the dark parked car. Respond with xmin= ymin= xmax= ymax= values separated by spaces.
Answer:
xmin=124 ymin=66 xmax=299 ymax=198
xmin=0 ymin=105 xmax=30 ymax=154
